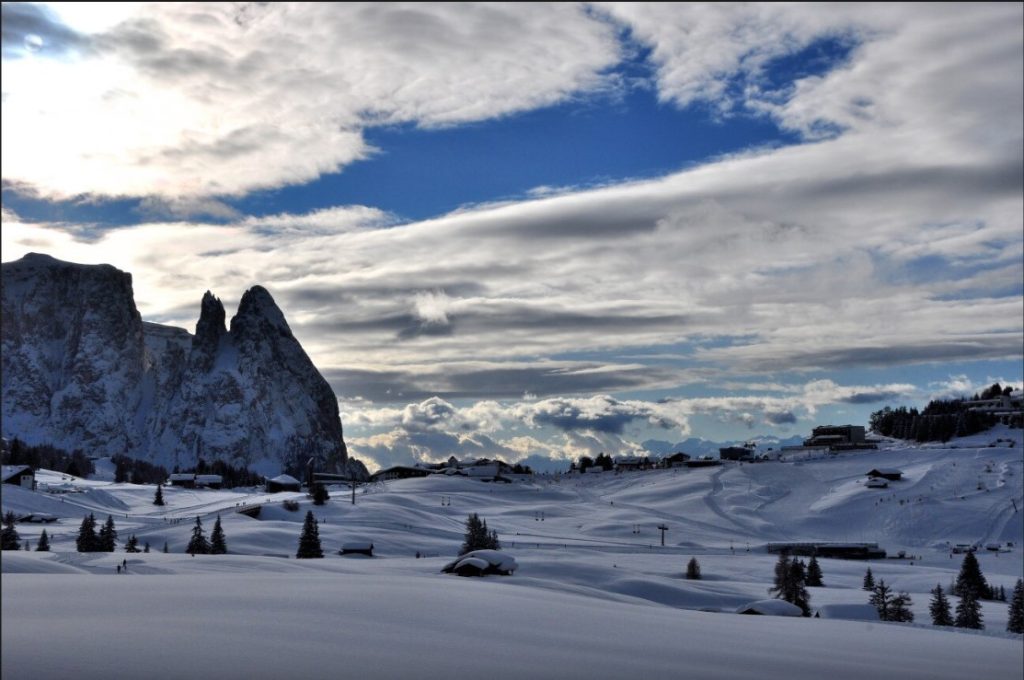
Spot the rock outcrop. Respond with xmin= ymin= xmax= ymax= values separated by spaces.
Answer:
xmin=1 ymin=253 xmax=347 ymax=475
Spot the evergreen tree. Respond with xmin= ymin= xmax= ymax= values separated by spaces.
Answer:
xmin=954 ymin=551 xmax=989 ymax=599
xmin=929 ymin=584 xmax=953 ymax=626
xmin=76 ymin=513 xmax=98 ymax=552
xmin=296 ymin=511 xmax=323 ymax=558
xmin=1007 ymin=578 xmax=1024 ymax=634
xmin=870 ymin=580 xmax=893 ymax=621
xmin=98 ymin=515 xmax=118 ymax=552
xmin=806 ymin=555 xmax=824 ymax=587
xmin=769 ymin=552 xmax=810 ymax=616
xmin=153 ymin=483 xmax=165 ymax=506
xmin=1 ymin=512 xmax=21 ymax=550
xmin=312 ymin=483 xmax=329 ymax=506
xmin=125 ymin=535 xmax=139 ymax=553
xmin=186 ymin=516 xmax=210 ymax=555
xmin=210 ymin=515 xmax=227 ymax=554
xmin=954 ymin=588 xmax=984 ymax=629
xmin=890 ymin=592 xmax=915 ymax=623
xmin=460 ymin=513 xmax=498 ymax=555
xmin=144 ymin=542 xmax=150 ymax=554
xmin=686 ymin=557 xmax=701 ymax=580
xmin=163 ymin=541 xmax=169 ymax=553
xmin=36 ymin=528 xmax=50 ymax=552
xmin=862 ymin=567 xmax=875 ymax=591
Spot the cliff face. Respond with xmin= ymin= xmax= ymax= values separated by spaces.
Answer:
xmin=1 ymin=254 xmax=347 ymax=475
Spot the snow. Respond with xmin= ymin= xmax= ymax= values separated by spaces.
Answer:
xmin=2 ymin=430 xmax=1023 ymax=678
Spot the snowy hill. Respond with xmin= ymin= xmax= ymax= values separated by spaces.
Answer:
xmin=2 ymin=431 xmax=1022 ymax=678
xmin=1 ymin=254 xmax=347 ymax=474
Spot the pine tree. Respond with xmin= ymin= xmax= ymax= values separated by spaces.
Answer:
xmin=954 ymin=551 xmax=989 ymax=600
xmin=312 ymin=483 xmax=329 ymax=506
xmin=890 ymin=592 xmax=915 ymax=622
xmin=686 ymin=557 xmax=701 ymax=580
xmin=76 ymin=513 xmax=98 ymax=552
xmin=870 ymin=580 xmax=893 ymax=621
xmin=163 ymin=541 xmax=169 ymax=553
xmin=806 ymin=555 xmax=824 ymax=587
xmin=954 ymin=588 xmax=984 ymax=629
xmin=1 ymin=512 xmax=21 ymax=550
xmin=153 ymin=483 xmax=165 ymax=506
xmin=296 ymin=511 xmax=323 ymax=558
xmin=125 ymin=535 xmax=139 ymax=553
xmin=210 ymin=515 xmax=227 ymax=554
xmin=862 ymin=567 xmax=875 ymax=591
xmin=186 ymin=516 xmax=210 ymax=555
xmin=769 ymin=552 xmax=810 ymax=616
xmin=36 ymin=528 xmax=50 ymax=552
xmin=930 ymin=584 xmax=953 ymax=626
xmin=98 ymin=515 xmax=118 ymax=552
xmin=460 ymin=513 xmax=497 ymax=554
xmin=1007 ymin=578 xmax=1024 ymax=634
xmin=143 ymin=542 xmax=150 ymax=554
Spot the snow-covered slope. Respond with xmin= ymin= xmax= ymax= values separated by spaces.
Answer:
xmin=1 ymin=254 xmax=347 ymax=474
xmin=2 ymin=434 xmax=1022 ymax=679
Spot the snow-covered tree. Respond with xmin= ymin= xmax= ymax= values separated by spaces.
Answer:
xmin=153 ymin=483 xmax=165 ymax=506
xmin=312 ymin=483 xmax=329 ymax=506
xmin=862 ymin=567 xmax=875 ymax=591
xmin=686 ymin=557 xmax=701 ymax=580
xmin=296 ymin=511 xmax=323 ymax=559
xmin=930 ymin=584 xmax=953 ymax=626
xmin=1007 ymin=578 xmax=1024 ymax=634
xmin=98 ymin=515 xmax=118 ymax=552
xmin=806 ymin=555 xmax=824 ymax=587
xmin=76 ymin=513 xmax=98 ymax=552
xmin=955 ymin=588 xmax=984 ymax=629
xmin=1 ymin=512 xmax=21 ymax=550
xmin=143 ymin=542 xmax=150 ymax=553
xmin=36 ymin=528 xmax=50 ymax=552
xmin=210 ymin=515 xmax=227 ymax=554
xmin=187 ymin=516 xmax=210 ymax=555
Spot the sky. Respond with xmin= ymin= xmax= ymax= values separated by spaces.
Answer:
xmin=1 ymin=2 xmax=1022 ymax=472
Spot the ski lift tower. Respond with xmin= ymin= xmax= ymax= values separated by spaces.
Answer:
xmin=657 ymin=523 xmax=669 ymax=547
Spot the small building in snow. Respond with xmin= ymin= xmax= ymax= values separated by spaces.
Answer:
xmin=340 ymin=542 xmax=374 ymax=556
xmin=265 ymin=474 xmax=302 ymax=493
xmin=866 ymin=468 xmax=903 ymax=481
xmin=736 ymin=599 xmax=804 ymax=617
xmin=370 ymin=466 xmax=432 ymax=482
xmin=719 ymin=445 xmax=755 ymax=462
xmin=614 ymin=456 xmax=649 ymax=472
xmin=168 ymin=473 xmax=223 ymax=489
xmin=1 ymin=465 xmax=35 ymax=490
xmin=662 ymin=452 xmax=691 ymax=467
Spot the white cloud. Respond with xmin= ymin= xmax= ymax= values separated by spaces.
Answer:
xmin=2 ymin=3 xmax=621 ymax=199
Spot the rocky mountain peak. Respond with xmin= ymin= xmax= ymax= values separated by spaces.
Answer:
xmin=2 ymin=255 xmax=348 ymax=475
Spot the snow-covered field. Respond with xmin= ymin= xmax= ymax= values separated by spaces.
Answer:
xmin=3 ymin=429 xmax=1023 ymax=679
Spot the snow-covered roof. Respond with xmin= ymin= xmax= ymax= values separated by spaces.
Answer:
xmin=736 ymin=599 xmax=803 ymax=616
xmin=169 ymin=473 xmax=194 ymax=481
xmin=815 ymin=604 xmax=879 ymax=621
xmin=195 ymin=475 xmax=223 ymax=483
xmin=454 ymin=557 xmax=490 ymax=571
xmin=2 ymin=465 xmax=32 ymax=482
xmin=342 ymin=542 xmax=373 ymax=551
xmin=268 ymin=474 xmax=301 ymax=485
xmin=867 ymin=468 xmax=902 ymax=475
